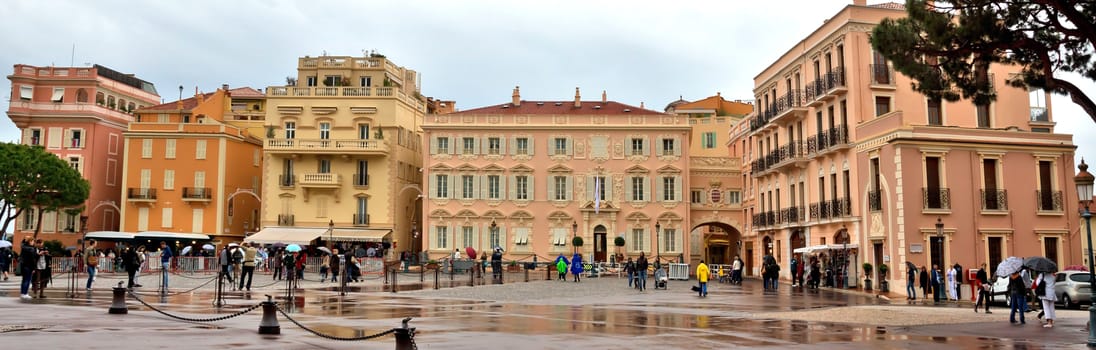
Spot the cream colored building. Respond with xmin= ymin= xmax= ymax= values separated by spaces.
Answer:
xmin=249 ymin=55 xmax=426 ymax=255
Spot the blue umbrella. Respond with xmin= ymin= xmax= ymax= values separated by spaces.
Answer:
xmin=286 ymin=244 xmax=302 ymax=253
xmin=996 ymin=256 xmax=1024 ymax=277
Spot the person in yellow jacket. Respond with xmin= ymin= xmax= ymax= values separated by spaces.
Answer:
xmin=696 ymin=260 xmax=710 ymax=297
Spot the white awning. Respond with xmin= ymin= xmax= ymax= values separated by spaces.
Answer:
xmin=51 ymin=88 xmax=64 ymax=102
xmin=134 ymin=231 xmax=211 ymax=241
xmin=245 ymin=227 xmax=324 ymax=245
xmin=328 ymin=228 xmax=391 ymax=243
xmin=793 ymin=244 xmax=830 ymax=254
xmin=85 ymin=231 xmax=136 ymax=240
xmin=19 ymin=86 xmax=33 ymax=99
xmin=384 ymin=72 xmax=403 ymax=86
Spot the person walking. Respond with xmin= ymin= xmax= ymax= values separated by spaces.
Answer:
xmin=32 ymin=239 xmax=51 ymax=298
xmin=624 ymin=257 xmax=635 ymax=288
xmin=906 ymin=263 xmax=917 ymax=300
xmin=636 ymin=253 xmax=649 ymax=291
xmin=122 ymin=246 xmax=140 ymax=289
xmin=218 ymin=246 xmax=235 ymax=286
xmin=272 ymin=248 xmax=283 ymax=281
xmin=732 ymin=256 xmax=743 ymax=285
xmin=919 ymin=266 xmax=930 ymax=300
xmin=84 ymin=239 xmax=99 ymax=291
xmin=159 ymin=241 xmax=173 ymax=292
xmin=789 ymin=256 xmax=799 ymax=288
xmin=19 ymin=238 xmax=37 ymax=299
xmin=0 ymin=246 xmax=12 ymax=281
xmin=239 ymin=243 xmax=257 ymax=291
xmin=328 ymin=248 xmax=341 ymax=285
xmin=974 ymin=263 xmax=992 ymax=313
xmin=946 ymin=264 xmax=957 ymax=301
xmin=930 ymin=264 xmax=943 ymax=302
xmin=283 ymin=250 xmax=300 ymax=289
xmin=1008 ymin=271 xmax=1028 ymax=324
xmin=696 ymin=260 xmax=710 ymax=297
xmin=1035 ymin=271 xmax=1056 ymax=328
xmin=491 ymin=248 xmax=503 ymax=281
xmin=555 ymin=256 xmax=567 ymax=281
xmin=570 ymin=253 xmax=583 ymax=282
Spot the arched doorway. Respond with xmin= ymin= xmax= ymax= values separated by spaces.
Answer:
xmin=790 ymin=229 xmax=806 ymax=269
xmin=832 ymin=228 xmax=852 ymax=288
xmin=593 ymin=225 xmax=608 ymax=262
xmin=696 ymin=222 xmax=741 ymax=265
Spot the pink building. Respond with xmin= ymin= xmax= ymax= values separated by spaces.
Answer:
xmin=7 ymin=64 xmax=159 ymax=250
xmin=422 ymin=88 xmax=692 ymax=265
xmin=736 ymin=1 xmax=1081 ymax=294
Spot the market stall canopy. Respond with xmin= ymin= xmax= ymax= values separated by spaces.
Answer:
xmin=328 ymin=228 xmax=391 ymax=243
xmin=244 ymin=227 xmax=324 ymax=245
xmin=135 ymin=231 xmax=210 ymax=241
xmin=793 ymin=244 xmax=860 ymax=254
xmin=85 ymin=231 xmax=136 ymax=240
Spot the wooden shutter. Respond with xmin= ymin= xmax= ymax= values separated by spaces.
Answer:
xmin=566 ymin=175 xmax=574 ymax=201
xmin=429 ymin=136 xmax=438 ymax=155
xmin=673 ymin=138 xmax=682 ymax=156
xmin=674 ymin=175 xmax=683 ymax=202
xmin=586 ymin=175 xmax=595 ymax=201
xmin=642 ymin=138 xmax=650 ymax=156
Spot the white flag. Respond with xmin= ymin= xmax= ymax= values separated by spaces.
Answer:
xmin=594 ymin=176 xmax=601 ymax=214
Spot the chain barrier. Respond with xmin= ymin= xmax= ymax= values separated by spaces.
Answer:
xmin=274 ymin=304 xmax=399 ymax=342
xmin=250 ymin=279 xmax=284 ymax=289
xmin=127 ymin=290 xmax=263 ymax=323
xmin=169 ymin=271 xmax=220 ymax=279
xmin=130 ymin=275 xmax=218 ymax=296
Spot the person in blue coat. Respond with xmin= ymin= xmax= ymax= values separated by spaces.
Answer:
xmin=570 ymin=253 xmax=583 ymax=282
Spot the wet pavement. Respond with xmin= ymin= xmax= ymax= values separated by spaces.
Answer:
xmin=1 ymin=271 xmax=1091 ymax=349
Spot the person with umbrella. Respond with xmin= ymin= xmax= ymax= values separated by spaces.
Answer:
xmin=1008 ymin=270 xmax=1028 ymax=324
xmin=1024 ymin=256 xmax=1058 ymax=327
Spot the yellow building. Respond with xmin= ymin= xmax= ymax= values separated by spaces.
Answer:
xmin=123 ymin=86 xmax=265 ymax=248
xmin=249 ymin=55 xmax=426 ymax=256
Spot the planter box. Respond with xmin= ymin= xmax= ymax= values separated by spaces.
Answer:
xmin=507 ymin=265 xmax=522 ymax=272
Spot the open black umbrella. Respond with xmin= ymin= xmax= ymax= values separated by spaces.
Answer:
xmin=1023 ymin=256 xmax=1058 ymax=273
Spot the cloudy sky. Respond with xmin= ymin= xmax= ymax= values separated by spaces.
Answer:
xmin=1 ymin=0 xmax=1093 ymax=167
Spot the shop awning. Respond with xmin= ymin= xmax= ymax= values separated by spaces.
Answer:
xmin=328 ymin=228 xmax=391 ymax=243
xmin=794 ymin=244 xmax=861 ymax=254
xmin=708 ymin=239 xmax=731 ymax=245
xmin=134 ymin=231 xmax=211 ymax=241
xmin=244 ymin=227 xmax=324 ymax=245
xmin=85 ymin=231 xmax=136 ymax=240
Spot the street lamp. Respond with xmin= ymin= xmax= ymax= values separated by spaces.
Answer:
xmin=328 ymin=219 xmax=334 ymax=249
xmin=934 ymin=217 xmax=944 ymax=269
xmin=1073 ymin=159 xmax=1094 ymax=347
xmin=655 ymin=221 xmax=661 ymax=264
xmin=572 ymin=220 xmax=578 ymax=254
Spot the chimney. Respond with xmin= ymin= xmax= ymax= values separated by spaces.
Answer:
xmin=640 ymin=102 xmax=645 ymax=109
xmin=601 ymin=90 xmax=607 ymax=103
xmin=574 ymin=87 xmax=581 ymax=108
xmin=853 ymin=0 xmax=866 ymax=5
xmin=512 ymin=86 xmax=521 ymax=106
xmin=222 ymin=84 xmax=229 ymax=91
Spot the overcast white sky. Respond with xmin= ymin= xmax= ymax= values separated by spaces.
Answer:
xmin=1 ymin=0 xmax=1093 ymax=168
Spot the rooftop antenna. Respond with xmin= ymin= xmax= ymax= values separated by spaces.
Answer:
xmin=70 ymin=43 xmax=75 ymax=67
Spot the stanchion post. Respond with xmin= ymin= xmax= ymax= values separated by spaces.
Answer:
xmin=394 ymin=317 xmax=416 ymax=350
xmin=109 ymin=282 xmax=128 ymax=314
xmin=420 ymin=264 xmax=424 ymax=283
xmin=384 ymin=265 xmax=389 ymax=285
xmin=258 ymin=294 xmax=280 ymax=335
xmin=469 ymin=266 xmax=475 ymax=287
xmin=434 ymin=268 xmax=439 ymax=290
xmin=524 ymin=268 xmax=529 ymax=283
xmin=546 ymin=263 xmax=551 ymax=281
xmin=391 ymin=267 xmax=398 ymax=293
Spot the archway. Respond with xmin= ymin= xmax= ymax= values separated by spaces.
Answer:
xmin=790 ymin=229 xmax=806 ymax=274
xmin=694 ymin=222 xmax=741 ymax=265
xmin=593 ymin=225 xmax=607 ymax=262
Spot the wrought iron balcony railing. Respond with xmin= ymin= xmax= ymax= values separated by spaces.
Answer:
xmin=127 ymin=188 xmax=156 ymax=200
xmin=1036 ymin=190 xmax=1062 ymax=211
xmin=868 ymin=190 xmax=883 ymax=211
xmin=922 ymin=187 xmax=951 ymax=210
xmin=182 ymin=187 xmax=212 ymax=200
xmin=980 ymin=189 xmax=1008 ymax=211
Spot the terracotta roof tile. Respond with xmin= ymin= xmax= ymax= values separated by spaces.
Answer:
xmin=229 ymin=87 xmax=264 ymax=98
xmin=674 ymin=95 xmax=753 ymax=116
xmin=452 ymin=101 xmax=664 ymax=115
xmin=139 ymin=87 xmax=263 ymax=111
xmin=869 ymin=2 xmax=905 ymax=10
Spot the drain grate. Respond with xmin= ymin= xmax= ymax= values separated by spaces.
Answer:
xmin=0 ymin=325 xmax=52 ymax=333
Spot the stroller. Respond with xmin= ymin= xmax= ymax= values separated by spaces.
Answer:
xmin=654 ymin=267 xmax=668 ymax=290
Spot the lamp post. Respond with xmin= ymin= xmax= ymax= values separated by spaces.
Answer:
xmin=572 ymin=220 xmax=578 ymax=254
xmin=328 ymin=219 xmax=334 ymax=250
xmin=655 ymin=222 xmax=661 ymax=264
xmin=1073 ymin=159 xmax=1094 ymax=347
xmin=934 ymin=217 xmax=944 ymax=269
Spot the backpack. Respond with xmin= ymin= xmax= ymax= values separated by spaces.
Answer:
xmin=87 ymin=252 xmax=99 ymax=267
xmin=232 ymin=249 xmax=244 ymax=263
xmin=1034 ymin=276 xmax=1047 ymax=296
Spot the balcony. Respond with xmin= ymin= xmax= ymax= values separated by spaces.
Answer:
xmin=277 ymin=214 xmax=294 ymax=226
xmin=751 ymin=211 xmax=777 ymax=229
xmin=821 ymin=67 xmax=848 ymax=99
xmin=353 ymin=213 xmax=370 ymax=226
xmin=353 ymin=173 xmax=369 ymax=188
xmin=829 ymin=198 xmax=852 ymax=217
xmin=279 ymin=174 xmax=296 ymax=188
xmin=265 ymin=138 xmax=389 ymax=155
xmin=868 ymin=190 xmax=883 ymax=211
xmin=869 ymin=64 xmax=896 ymax=88
xmin=299 ymin=173 xmax=341 ymax=188
xmin=182 ymin=187 xmax=212 ymax=202
xmin=1036 ymin=190 xmax=1063 ymax=212
xmin=807 ymin=125 xmax=851 ymax=156
xmin=922 ymin=187 xmax=951 ymax=210
xmin=748 ymin=107 xmax=778 ymax=134
xmin=770 ymin=89 xmax=807 ymax=125
xmin=980 ymin=189 xmax=1008 ymax=211
xmin=1030 ymin=107 xmax=1049 ymax=122
xmin=127 ymin=188 xmax=156 ymax=202
xmin=779 ymin=206 xmax=805 ymax=226
xmin=805 ymin=79 xmax=825 ymax=107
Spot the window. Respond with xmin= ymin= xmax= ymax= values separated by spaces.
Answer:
xmin=552 ymin=228 xmax=568 ymax=246
xmin=487 ymin=137 xmax=501 ymax=155
xmin=728 ymin=191 xmax=741 ymax=204
xmin=162 ymin=207 xmax=173 ymax=228
xmin=358 ymin=124 xmax=370 ymax=140
xmin=323 ymin=76 xmax=341 ymax=87
xmin=924 ymin=156 xmax=944 ymax=209
xmin=489 ymin=225 xmax=501 ymax=248
xmin=63 ymin=212 xmax=77 ymax=232
xmin=983 ymin=158 xmax=1002 ymax=210
xmin=631 ymin=228 xmax=645 ymax=251
xmin=165 ymin=139 xmax=176 ymax=159
xmin=1037 ymin=160 xmax=1057 ymax=211
xmin=631 ymin=138 xmax=645 ymax=155
xmin=163 ymin=169 xmax=175 ymax=190
xmin=19 ymin=85 xmax=32 ymax=100
xmin=515 ymin=175 xmax=529 ymax=200
xmin=140 ymin=139 xmax=153 ymax=158
xmin=691 ymin=190 xmax=703 ymax=204
xmin=487 ymin=175 xmax=501 ymax=199
xmin=52 ymin=87 xmax=64 ymax=102
xmin=306 ymin=76 xmax=317 ymax=87
xmin=662 ymin=228 xmax=677 ymax=252
xmin=662 ymin=176 xmax=676 ymax=201
xmin=318 ymin=159 xmax=331 ymax=173
xmin=462 ymin=226 xmax=474 ymax=248
xmin=462 ymin=175 xmax=475 ymax=199
xmin=319 ymin=122 xmax=330 ymax=140
xmin=158 ymin=114 xmax=170 ymax=123
xmin=976 ymin=104 xmax=990 ymax=128
xmin=554 ymin=176 xmax=568 ymax=201
xmin=661 ymin=138 xmax=676 ymax=156
xmin=435 ymin=226 xmax=448 ymax=249
xmin=253 ymin=150 xmax=260 ymax=166
xmin=285 ymin=122 xmax=296 ymax=139
xmin=356 ymin=197 xmax=368 ymax=225
xmin=195 ymin=140 xmax=207 ymax=159
xmin=435 ymin=174 xmax=449 ymax=198
xmin=927 ymin=98 xmax=942 ymax=125
xmin=702 ymin=132 xmax=716 ymax=149
xmin=631 ymin=176 xmax=646 ymax=201
xmin=515 ymin=137 xmax=529 ymax=155
xmin=355 ymin=160 xmax=368 ymax=186
xmin=21 ymin=208 xmax=36 ymax=230
xmin=875 ymin=96 xmax=891 ymax=116
xmin=29 ymin=128 xmax=42 ymax=146
xmin=462 ymin=137 xmax=475 ymax=155
xmin=68 ymin=156 xmax=81 ymax=174
xmin=360 ymin=76 xmax=372 ymax=87
xmin=554 ymin=138 xmax=568 ymax=155
xmin=436 ymin=137 xmax=449 ymax=154
xmin=514 ymin=228 xmax=530 ymax=245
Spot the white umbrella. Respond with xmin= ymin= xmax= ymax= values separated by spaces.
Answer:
xmin=0 ymin=240 xmax=12 ymax=249
xmin=180 ymin=246 xmax=193 ymax=256
xmin=202 ymin=244 xmax=216 ymax=250
xmin=316 ymin=246 xmax=332 ymax=255
xmin=996 ymin=256 xmax=1024 ymax=277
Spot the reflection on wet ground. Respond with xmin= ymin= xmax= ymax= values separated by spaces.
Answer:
xmin=7 ymin=277 xmax=1088 ymax=349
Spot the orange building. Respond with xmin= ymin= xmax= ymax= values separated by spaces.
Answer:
xmin=6 ymin=64 xmax=159 ymax=251
xmin=122 ymin=85 xmax=264 ymax=249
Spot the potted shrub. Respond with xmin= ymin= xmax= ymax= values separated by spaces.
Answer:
xmin=878 ymin=263 xmax=890 ymax=292
xmin=425 ymin=259 xmax=439 ymax=270
xmin=862 ymin=263 xmax=874 ymax=291
xmin=572 ymin=236 xmax=584 ymax=249
xmin=507 ymin=260 xmax=521 ymax=272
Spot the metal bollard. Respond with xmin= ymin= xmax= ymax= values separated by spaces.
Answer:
xmin=391 ymin=268 xmax=398 ymax=293
xmin=546 ymin=264 xmax=551 ymax=281
xmin=434 ymin=268 xmax=439 ymax=290
xmin=109 ymin=282 xmax=128 ymax=314
xmin=394 ymin=317 xmax=416 ymax=350
xmin=258 ymin=294 xmax=280 ymax=335
xmin=524 ymin=268 xmax=529 ymax=282
xmin=469 ymin=267 xmax=475 ymax=287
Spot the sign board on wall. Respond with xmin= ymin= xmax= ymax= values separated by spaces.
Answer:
xmin=909 ymin=244 xmax=923 ymax=253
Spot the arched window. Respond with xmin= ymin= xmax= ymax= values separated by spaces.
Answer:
xmin=833 ymin=229 xmax=850 ymax=244
xmin=106 ymin=96 xmax=115 ymax=109
xmin=95 ymin=92 xmax=105 ymax=105
xmin=128 ymin=102 xmax=136 ymax=112
xmin=76 ymin=89 xmax=89 ymax=103
xmin=118 ymin=98 xmax=127 ymax=111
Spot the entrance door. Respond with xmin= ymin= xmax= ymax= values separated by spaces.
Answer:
xmin=745 ymin=242 xmax=754 ymax=276
xmin=873 ymin=242 xmax=884 ymax=281
xmin=593 ymin=225 xmax=607 ymax=262
xmin=988 ymin=237 xmax=1002 ymax=277
xmin=930 ymin=236 xmax=945 ymax=269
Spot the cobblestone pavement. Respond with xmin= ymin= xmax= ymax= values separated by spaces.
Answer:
xmin=1 ymin=269 xmax=1091 ymax=349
